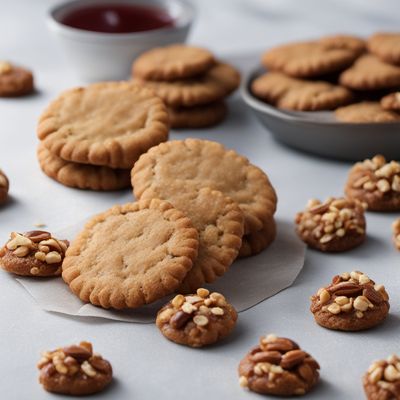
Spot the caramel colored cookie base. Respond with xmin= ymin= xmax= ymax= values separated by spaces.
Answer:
xmin=132 ymin=44 xmax=215 ymax=81
xmin=0 ymin=65 xmax=34 ymax=97
xmin=239 ymin=217 xmax=276 ymax=258
xmin=167 ymin=101 xmax=227 ymax=129
xmin=0 ymin=247 xmax=61 ymax=277
xmin=335 ymin=102 xmax=400 ymax=123
xmin=62 ymin=200 xmax=199 ymax=309
xmin=37 ymin=143 xmax=131 ymax=191
xmin=368 ymin=33 xmax=400 ymax=66
xmin=313 ymin=302 xmax=389 ymax=331
xmin=381 ymin=92 xmax=400 ymax=111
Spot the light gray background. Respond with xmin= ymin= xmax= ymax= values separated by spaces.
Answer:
xmin=1 ymin=1 xmax=400 ymax=399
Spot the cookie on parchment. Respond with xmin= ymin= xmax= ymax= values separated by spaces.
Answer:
xmin=339 ymin=54 xmax=400 ymax=90
xmin=239 ymin=217 xmax=276 ymax=258
xmin=335 ymin=102 xmax=400 ymax=123
xmin=262 ymin=40 xmax=360 ymax=78
xmin=345 ymin=155 xmax=400 ymax=211
xmin=131 ymin=139 xmax=277 ymax=235
xmin=132 ymin=44 xmax=215 ymax=81
xmin=252 ymin=72 xmax=352 ymax=111
xmin=133 ymin=62 xmax=240 ymax=107
xmin=37 ymin=82 xmax=169 ymax=169
xmin=381 ymin=92 xmax=400 ymax=111
xmin=62 ymin=200 xmax=199 ymax=309
xmin=368 ymin=32 xmax=400 ymax=66
xmin=0 ymin=61 xmax=34 ymax=97
xmin=0 ymin=168 xmax=9 ymax=204
xmin=37 ymin=143 xmax=130 ymax=191
xmin=167 ymin=101 xmax=227 ymax=129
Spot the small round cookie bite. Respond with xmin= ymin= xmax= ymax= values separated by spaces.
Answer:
xmin=156 ymin=288 xmax=237 ymax=348
xmin=363 ymin=354 xmax=400 ymax=400
xmin=0 ymin=168 xmax=9 ymax=204
xmin=38 ymin=341 xmax=112 ymax=396
xmin=0 ymin=61 xmax=34 ymax=97
xmin=392 ymin=219 xmax=400 ymax=251
xmin=345 ymin=155 xmax=400 ymax=211
xmin=295 ymin=197 xmax=366 ymax=252
xmin=238 ymin=334 xmax=320 ymax=396
xmin=0 ymin=231 xmax=69 ymax=277
xmin=132 ymin=44 xmax=215 ymax=81
xmin=310 ymin=271 xmax=390 ymax=331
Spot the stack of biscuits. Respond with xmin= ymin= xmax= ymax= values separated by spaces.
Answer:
xmin=251 ymin=33 xmax=400 ymax=123
xmin=131 ymin=44 xmax=241 ymax=129
xmin=36 ymin=81 xmax=169 ymax=190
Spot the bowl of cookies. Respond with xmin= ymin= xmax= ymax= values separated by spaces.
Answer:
xmin=47 ymin=0 xmax=195 ymax=81
xmin=241 ymin=33 xmax=400 ymax=161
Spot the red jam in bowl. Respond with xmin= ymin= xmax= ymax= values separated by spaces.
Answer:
xmin=60 ymin=3 xmax=175 ymax=33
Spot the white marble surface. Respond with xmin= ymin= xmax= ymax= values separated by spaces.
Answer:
xmin=1 ymin=1 xmax=400 ymax=399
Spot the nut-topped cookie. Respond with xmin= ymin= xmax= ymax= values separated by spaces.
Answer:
xmin=392 ymin=219 xmax=400 ymax=251
xmin=132 ymin=44 xmax=216 ymax=81
xmin=156 ymin=288 xmax=237 ymax=347
xmin=238 ymin=334 xmax=320 ymax=396
xmin=310 ymin=271 xmax=390 ymax=331
xmin=363 ymin=354 xmax=400 ymax=400
xmin=62 ymin=200 xmax=199 ymax=309
xmin=0 ymin=61 xmax=34 ymax=97
xmin=345 ymin=155 xmax=400 ymax=211
xmin=0 ymin=231 xmax=69 ymax=276
xmin=0 ymin=168 xmax=9 ymax=204
xmin=38 ymin=341 xmax=112 ymax=396
xmin=295 ymin=197 xmax=366 ymax=252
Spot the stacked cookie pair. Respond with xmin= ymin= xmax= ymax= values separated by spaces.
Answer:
xmin=252 ymin=33 xmax=400 ymax=123
xmin=132 ymin=45 xmax=241 ymax=128
xmin=36 ymin=81 xmax=169 ymax=190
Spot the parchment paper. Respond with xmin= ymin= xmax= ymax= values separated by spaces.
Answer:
xmin=15 ymin=218 xmax=305 ymax=323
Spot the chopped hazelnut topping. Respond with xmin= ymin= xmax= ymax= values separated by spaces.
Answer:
xmin=0 ymin=61 xmax=12 ymax=75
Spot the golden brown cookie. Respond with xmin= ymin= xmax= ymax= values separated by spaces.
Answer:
xmin=295 ymin=197 xmax=366 ymax=252
xmin=393 ymin=219 xmax=400 ymax=251
xmin=238 ymin=217 xmax=276 ymax=258
xmin=0 ymin=231 xmax=68 ymax=277
xmin=38 ymin=341 xmax=112 ymax=396
xmin=251 ymin=72 xmax=353 ymax=111
xmin=363 ymin=354 xmax=400 ymax=400
xmin=381 ymin=92 xmax=400 ymax=111
xmin=62 ymin=200 xmax=199 ymax=309
xmin=319 ymin=34 xmax=366 ymax=55
xmin=131 ymin=139 xmax=277 ymax=235
xmin=310 ymin=271 xmax=390 ymax=332
xmin=339 ymin=54 xmax=400 ymax=90
xmin=335 ymin=102 xmax=400 ymax=123
xmin=345 ymin=155 xmax=400 ymax=211
xmin=156 ymin=288 xmax=237 ymax=347
xmin=238 ymin=334 xmax=320 ymax=396
xmin=133 ymin=62 xmax=240 ymax=107
xmin=0 ymin=61 xmax=34 ymax=97
xmin=368 ymin=33 xmax=400 ymax=66
xmin=0 ymin=168 xmax=9 ymax=204
xmin=132 ymin=44 xmax=215 ymax=81
xmin=167 ymin=101 xmax=227 ymax=129
xmin=133 ymin=187 xmax=243 ymax=293
xmin=262 ymin=40 xmax=360 ymax=78
xmin=37 ymin=82 xmax=169 ymax=169
xmin=37 ymin=143 xmax=131 ymax=191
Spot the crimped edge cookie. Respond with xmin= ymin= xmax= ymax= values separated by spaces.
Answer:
xmin=38 ymin=82 xmax=169 ymax=169
xmin=131 ymin=139 xmax=277 ymax=234
xmin=62 ymin=199 xmax=199 ymax=309
xmin=132 ymin=44 xmax=216 ymax=81
xmin=335 ymin=102 xmax=400 ymax=123
xmin=37 ymin=143 xmax=131 ymax=191
xmin=368 ymin=32 xmax=400 ymax=66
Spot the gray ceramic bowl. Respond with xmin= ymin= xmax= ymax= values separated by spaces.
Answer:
xmin=241 ymin=67 xmax=400 ymax=161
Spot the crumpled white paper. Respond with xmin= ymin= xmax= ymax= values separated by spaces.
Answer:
xmin=14 ymin=217 xmax=305 ymax=323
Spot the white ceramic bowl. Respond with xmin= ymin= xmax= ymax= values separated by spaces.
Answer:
xmin=47 ymin=0 xmax=195 ymax=82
